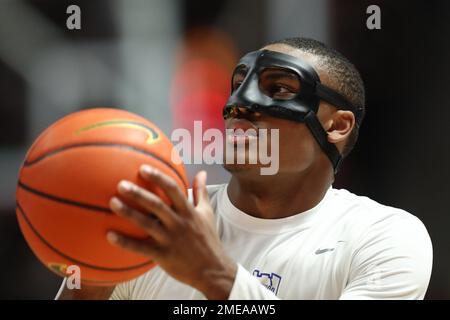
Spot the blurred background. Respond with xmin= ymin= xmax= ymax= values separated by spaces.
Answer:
xmin=0 ymin=0 xmax=449 ymax=299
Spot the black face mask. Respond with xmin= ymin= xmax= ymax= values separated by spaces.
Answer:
xmin=223 ymin=49 xmax=364 ymax=173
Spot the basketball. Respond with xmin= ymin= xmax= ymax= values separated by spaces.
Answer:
xmin=15 ymin=108 xmax=188 ymax=286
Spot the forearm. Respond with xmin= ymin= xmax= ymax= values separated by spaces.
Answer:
xmin=197 ymin=259 xmax=238 ymax=300
xmin=199 ymin=264 xmax=280 ymax=300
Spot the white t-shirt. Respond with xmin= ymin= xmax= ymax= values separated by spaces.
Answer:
xmin=108 ymin=184 xmax=432 ymax=300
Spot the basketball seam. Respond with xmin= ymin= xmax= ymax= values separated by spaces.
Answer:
xmin=23 ymin=142 xmax=188 ymax=190
xmin=18 ymin=181 xmax=112 ymax=214
xmin=16 ymin=202 xmax=155 ymax=272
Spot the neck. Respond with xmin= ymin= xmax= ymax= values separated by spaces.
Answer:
xmin=227 ymin=164 xmax=334 ymax=219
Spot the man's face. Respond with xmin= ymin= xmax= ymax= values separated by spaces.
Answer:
xmin=222 ymin=44 xmax=337 ymax=177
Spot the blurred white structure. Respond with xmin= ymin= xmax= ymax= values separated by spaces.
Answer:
xmin=0 ymin=0 xmax=181 ymax=209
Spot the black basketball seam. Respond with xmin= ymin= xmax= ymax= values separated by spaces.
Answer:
xmin=18 ymin=181 xmax=112 ymax=214
xmin=16 ymin=202 xmax=155 ymax=272
xmin=23 ymin=142 xmax=187 ymax=189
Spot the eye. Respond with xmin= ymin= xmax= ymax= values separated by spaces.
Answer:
xmin=259 ymin=67 xmax=301 ymax=100
xmin=272 ymin=84 xmax=291 ymax=93
xmin=268 ymin=84 xmax=296 ymax=99
xmin=231 ymin=65 xmax=248 ymax=92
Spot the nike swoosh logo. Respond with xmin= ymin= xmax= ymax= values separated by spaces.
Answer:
xmin=315 ymin=248 xmax=335 ymax=255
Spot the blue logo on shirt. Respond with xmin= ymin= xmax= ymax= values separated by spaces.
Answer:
xmin=252 ymin=269 xmax=282 ymax=295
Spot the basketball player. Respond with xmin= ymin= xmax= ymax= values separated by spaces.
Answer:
xmin=57 ymin=38 xmax=433 ymax=300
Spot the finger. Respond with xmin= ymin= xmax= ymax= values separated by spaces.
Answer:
xmin=109 ymin=197 xmax=168 ymax=244
xmin=193 ymin=171 xmax=209 ymax=208
xmin=117 ymin=180 xmax=180 ymax=228
xmin=139 ymin=165 xmax=188 ymax=213
xmin=106 ymin=231 xmax=161 ymax=259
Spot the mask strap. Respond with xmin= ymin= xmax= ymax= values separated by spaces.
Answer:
xmin=304 ymin=110 xmax=343 ymax=173
xmin=315 ymin=83 xmax=363 ymax=126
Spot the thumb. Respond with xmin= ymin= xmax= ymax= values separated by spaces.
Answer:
xmin=193 ymin=170 xmax=209 ymax=208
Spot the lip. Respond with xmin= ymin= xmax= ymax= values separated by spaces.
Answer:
xmin=226 ymin=118 xmax=259 ymax=133
xmin=226 ymin=119 xmax=259 ymax=144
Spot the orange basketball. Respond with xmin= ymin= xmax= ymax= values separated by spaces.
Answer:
xmin=15 ymin=108 xmax=188 ymax=286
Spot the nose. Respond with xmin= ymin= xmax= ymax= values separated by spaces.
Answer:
xmin=223 ymin=105 xmax=262 ymax=120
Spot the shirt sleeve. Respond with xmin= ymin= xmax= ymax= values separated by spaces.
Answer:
xmin=228 ymin=264 xmax=280 ymax=300
xmin=340 ymin=213 xmax=433 ymax=300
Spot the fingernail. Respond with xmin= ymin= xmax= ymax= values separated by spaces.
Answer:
xmin=107 ymin=231 xmax=118 ymax=243
xmin=110 ymin=197 xmax=123 ymax=210
xmin=141 ymin=165 xmax=155 ymax=175
xmin=118 ymin=180 xmax=132 ymax=193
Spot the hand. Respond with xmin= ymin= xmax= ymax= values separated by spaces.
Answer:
xmin=106 ymin=165 xmax=237 ymax=299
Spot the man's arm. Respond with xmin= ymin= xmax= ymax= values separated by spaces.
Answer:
xmin=106 ymin=167 xmax=239 ymax=299
xmin=102 ymin=166 xmax=283 ymax=299
xmin=340 ymin=212 xmax=433 ymax=299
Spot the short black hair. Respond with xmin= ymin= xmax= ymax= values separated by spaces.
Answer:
xmin=265 ymin=37 xmax=366 ymax=158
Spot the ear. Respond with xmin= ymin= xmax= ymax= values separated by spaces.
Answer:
xmin=326 ymin=110 xmax=355 ymax=144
